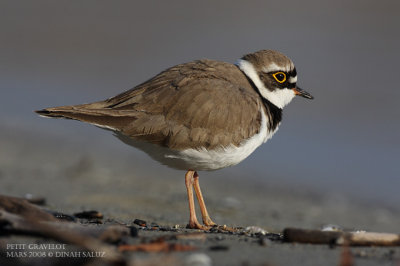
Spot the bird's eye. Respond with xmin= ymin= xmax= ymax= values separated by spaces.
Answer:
xmin=272 ymin=72 xmax=286 ymax=83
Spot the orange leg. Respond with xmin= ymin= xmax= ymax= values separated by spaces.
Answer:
xmin=185 ymin=170 xmax=208 ymax=229
xmin=193 ymin=171 xmax=216 ymax=226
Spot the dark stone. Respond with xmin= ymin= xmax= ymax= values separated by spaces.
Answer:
xmin=133 ymin=219 xmax=147 ymax=227
xmin=73 ymin=210 xmax=103 ymax=219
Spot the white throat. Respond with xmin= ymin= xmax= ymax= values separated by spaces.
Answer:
xmin=236 ymin=59 xmax=295 ymax=109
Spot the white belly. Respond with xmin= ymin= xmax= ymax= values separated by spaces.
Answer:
xmin=115 ymin=108 xmax=278 ymax=171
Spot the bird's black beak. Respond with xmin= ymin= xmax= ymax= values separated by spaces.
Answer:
xmin=292 ymin=86 xmax=314 ymax=99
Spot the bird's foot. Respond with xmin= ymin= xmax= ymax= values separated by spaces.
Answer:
xmin=187 ymin=221 xmax=213 ymax=230
xmin=187 ymin=222 xmax=239 ymax=233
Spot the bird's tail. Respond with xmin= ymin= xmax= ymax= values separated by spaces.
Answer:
xmin=35 ymin=103 xmax=136 ymax=131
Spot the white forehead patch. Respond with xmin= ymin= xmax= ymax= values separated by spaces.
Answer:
xmin=289 ymin=76 xmax=297 ymax=83
xmin=262 ymin=63 xmax=281 ymax=73
xmin=261 ymin=62 xmax=293 ymax=73
xmin=236 ymin=59 xmax=296 ymax=109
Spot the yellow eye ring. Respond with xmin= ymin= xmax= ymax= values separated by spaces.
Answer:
xmin=272 ymin=72 xmax=286 ymax=83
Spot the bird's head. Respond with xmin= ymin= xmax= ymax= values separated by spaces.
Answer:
xmin=236 ymin=50 xmax=313 ymax=109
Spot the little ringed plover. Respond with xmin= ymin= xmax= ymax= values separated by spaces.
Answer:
xmin=36 ymin=49 xmax=313 ymax=229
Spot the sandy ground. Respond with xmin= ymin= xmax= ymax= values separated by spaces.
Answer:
xmin=1 ymin=126 xmax=400 ymax=265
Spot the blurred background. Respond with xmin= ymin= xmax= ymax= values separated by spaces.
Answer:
xmin=1 ymin=1 xmax=399 ymax=230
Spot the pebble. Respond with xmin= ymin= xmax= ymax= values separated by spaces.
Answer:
xmin=244 ymin=226 xmax=268 ymax=235
xmin=133 ymin=219 xmax=147 ymax=227
xmin=74 ymin=210 xmax=103 ymax=219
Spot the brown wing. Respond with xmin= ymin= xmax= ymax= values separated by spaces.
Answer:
xmin=36 ymin=60 xmax=263 ymax=150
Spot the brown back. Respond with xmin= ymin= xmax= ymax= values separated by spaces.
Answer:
xmin=37 ymin=59 xmax=264 ymax=150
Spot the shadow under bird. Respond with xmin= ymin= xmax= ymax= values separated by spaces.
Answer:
xmin=36 ymin=49 xmax=313 ymax=229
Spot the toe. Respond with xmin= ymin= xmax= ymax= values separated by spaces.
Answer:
xmin=187 ymin=221 xmax=211 ymax=230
